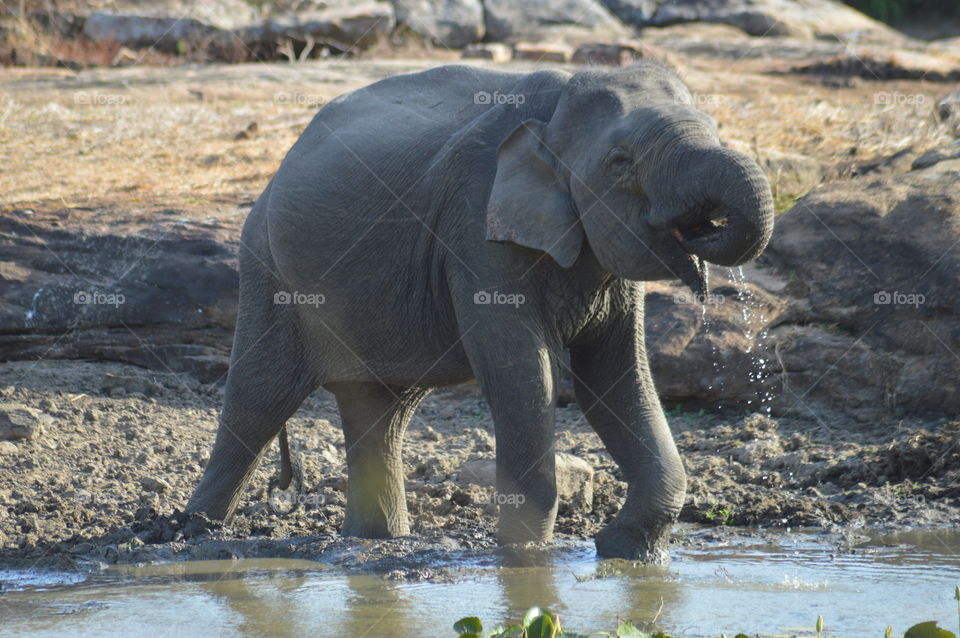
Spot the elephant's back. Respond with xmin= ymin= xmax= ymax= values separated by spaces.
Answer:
xmin=262 ymin=65 xmax=539 ymax=284
xmin=269 ymin=64 xmax=525 ymax=216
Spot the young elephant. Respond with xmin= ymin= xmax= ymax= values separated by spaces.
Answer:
xmin=186 ymin=62 xmax=774 ymax=561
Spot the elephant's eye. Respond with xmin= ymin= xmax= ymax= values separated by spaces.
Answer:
xmin=604 ymin=146 xmax=633 ymax=178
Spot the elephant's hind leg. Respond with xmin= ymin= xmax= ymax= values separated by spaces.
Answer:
xmin=186 ymin=287 xmax=316 ymax=521
xmin=331 ymin=382 xmax=427 ymax=538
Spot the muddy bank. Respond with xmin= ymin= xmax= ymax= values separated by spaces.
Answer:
xmin=0 ymin=360 xmax=956 ymax=573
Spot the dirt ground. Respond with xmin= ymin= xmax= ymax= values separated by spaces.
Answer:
xmin=0 ymin=359 xmax=956 ymax=573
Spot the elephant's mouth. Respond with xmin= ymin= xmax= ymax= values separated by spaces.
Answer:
xmin=669 ymin=216 xmax=729 ymax=298
xmin=673 ymin=216 xmax=729 ymax=245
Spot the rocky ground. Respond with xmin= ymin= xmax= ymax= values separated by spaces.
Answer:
xmin=0 ymin=359 xmax=956 ymax=573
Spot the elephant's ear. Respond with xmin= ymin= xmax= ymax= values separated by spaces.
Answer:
xmin=486 ymin=119 xmax=584 ymax=268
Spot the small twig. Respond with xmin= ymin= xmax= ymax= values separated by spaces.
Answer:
xmin=652 ymin=597 xmax=664 ymax=624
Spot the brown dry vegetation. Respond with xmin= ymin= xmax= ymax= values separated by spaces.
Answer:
xmin=0 ymin=55 xmax=953 ymax=214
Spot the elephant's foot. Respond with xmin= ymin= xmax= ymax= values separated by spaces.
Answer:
xmin=495 ymin=500 xmax=557 ymax=546
xmin=594 ymin=521 xmax=672 ymax=563
xmin=342 ymin=496 xmax=410 ymax=539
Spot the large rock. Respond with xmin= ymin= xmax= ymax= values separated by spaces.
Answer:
xmin=81 ymin=0 xmax=259 ymax=30
xmin=0 ymin=208 xmax=239 ymax=383
xmin=483 ymin=0 xmax=628 ymax=43
xmin=237 ymin=3 xmax=395 ymax=52
xmin=644 ymin=143 xmax=960 ymax=421
xmin=645 ymin=272 xmax=787 ymax=412
xmin=599 ymin=0 xmax=658 ymax=26
xmin=392 ymin=0 xmax=484 ymax=48
xmin=82 ymin=12 xmax=218 ymax=52
xmin=761 ymin=144 xmax=960 ymax=419
xmin=636 ymin=0 xmax=898 ymax=42
xmin=78 ymin=1 xmax=393 ymax=55
xmin=458 ymin=453 xmax=594 ymax=510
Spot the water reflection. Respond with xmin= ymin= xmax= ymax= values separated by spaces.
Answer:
xmin=2 ymin=530 xmax=960 ymax=638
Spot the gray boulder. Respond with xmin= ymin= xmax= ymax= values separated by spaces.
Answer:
xmin=392 ymin=0 xmax=484 ymax=48
xmin=237 ymin=3 xmax=395 ymax=51
xmin=0 ymin=208 xmax=238 ymax=383
xmin=458 ymin=452 xmax=594 ymax=510
xmin=599 ymin=0 xmax=658 ymax=25
xmin=612 ymin=0 xmax=898 ymax=42
xmin=483 ymin=0 xmax=627 ymax=43
xmin=82 ymin=12 xmax=217 ymax=51
xmin=763 ymin=144 xmax=960 ymax=419
xmin=645 ymin=142 xmax=960 ymax=421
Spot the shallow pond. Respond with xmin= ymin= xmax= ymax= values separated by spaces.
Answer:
xmin=2 ymin=528 xmax=959 ymax=637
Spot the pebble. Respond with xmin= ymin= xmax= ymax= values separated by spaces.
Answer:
xmin=140 ymin=476 xmax=172 ymax=493
xmin=0 ymin=403 xmax=48 ymax=441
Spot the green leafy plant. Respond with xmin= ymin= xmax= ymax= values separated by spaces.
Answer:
xmin=955 ymin=586 xmax=960 ymax=636
xmin=453 ymin=607 xmax=670 ymax=638
xmin=704 ymin=504 xmax=735 ymax=525
xmin=903 ymin=621 xmax=956 ymax=638
xmin=455 ymin=602 xmax=960 ymax=638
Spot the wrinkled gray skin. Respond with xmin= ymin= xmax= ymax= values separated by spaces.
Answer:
xmin=186 ymin=62 xmax=774 ymax=561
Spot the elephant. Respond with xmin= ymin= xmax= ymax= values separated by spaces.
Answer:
xmin=185 ymin=61 xmax=774 ymax=561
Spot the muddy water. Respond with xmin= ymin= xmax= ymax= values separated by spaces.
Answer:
xmin=2 ymin=529 xmax=959 ymax=638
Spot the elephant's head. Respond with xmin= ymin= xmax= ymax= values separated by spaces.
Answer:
xmin=486 ymin=63 xmax=774 ymax=296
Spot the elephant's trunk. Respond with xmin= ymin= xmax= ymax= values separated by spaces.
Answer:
xmin=651 ymin=145 xmax=774 ymax=270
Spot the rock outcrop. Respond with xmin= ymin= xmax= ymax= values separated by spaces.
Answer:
xmin=605 ymin=0 xmax=899 ymax=42
xmin=646 ymin=141 xmax=960 ymax=421
xmin=0 ymin=208 xmax=239 ymax=383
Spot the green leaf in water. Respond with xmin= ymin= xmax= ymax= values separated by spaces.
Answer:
xmin=455 ymin=618 xmax=483 ymax=634
xmin=615 ymin=620 xmax=646 ymax=638
xmin=903 ymin=621 xmax=957 ymax=638
xmin=523 ymin=607 xmax=543 ymax=629
xmin=886 ymin=626 xmax=893 ymax=638
xmin=527 ymin=613 xmax=557 ymax=638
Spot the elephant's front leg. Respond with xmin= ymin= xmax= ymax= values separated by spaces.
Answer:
xmin=570 ymin=294 xmax=686 ymax=562
xmin=467 ymin=337 xmax=559 ymax=545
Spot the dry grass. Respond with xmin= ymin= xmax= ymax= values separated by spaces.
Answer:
xmin=0 ymin=58 xmax=954 ymax=214
xmin=684 ymin=67 xmax=951 ymax=163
